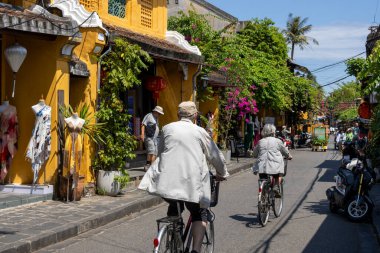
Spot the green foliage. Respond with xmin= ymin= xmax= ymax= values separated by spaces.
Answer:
xmin=237 ymin=18 xmax=288 ymax=62
xmin=60 ymin=103 xmax=106 ymax=145
xmin=338 ymin=107 xmax=358 ymax=121
xmin=114 ymin=169 xmax=130 ymax=189
xmin=358 ymin=42 xmax=380 ymax=94
xmin=312 ymin=137 xmax=328 ymax=146
xmin=368 ymin=106 xmax=380 ymax=166
xmin=93 ymin=38 xmax=152 ymax=172
xmin=346 ymin=58 xmax=366 ymax=79
xmin=168 ymin=11 xmax=320 ymax=145
xmin=326 ymin=81 xmax=361 ymax=121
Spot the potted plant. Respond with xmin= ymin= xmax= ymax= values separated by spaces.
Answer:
xmin=93 ymin=38 xmax=152 ymax=196
xmin=311 ymin=137 xmax=328 ymax=151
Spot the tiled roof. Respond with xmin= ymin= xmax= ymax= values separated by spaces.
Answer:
xmin=105 ymin=23 xmax=203 ymax=64
xmin=0 ymin=3 xmax=79 ymax=37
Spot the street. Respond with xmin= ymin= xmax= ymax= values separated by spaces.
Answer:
xmin=38 ymin=147 xmax=380 ymax=253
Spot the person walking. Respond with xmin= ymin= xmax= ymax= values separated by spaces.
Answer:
xmin=253 ymin=124 xmax=292 ymax=196
xmin=140 ymin=106 xmax=164 ymax=171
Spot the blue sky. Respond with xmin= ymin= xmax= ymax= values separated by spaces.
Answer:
xmin=207 ymin=0 xmax=377 ymax=93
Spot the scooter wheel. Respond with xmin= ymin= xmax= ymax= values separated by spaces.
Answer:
xmin=345 ymin=197 xmax=372 ymax=222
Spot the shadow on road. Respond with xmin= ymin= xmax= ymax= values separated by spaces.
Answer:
xmin=229 ymin=213 xmax=261 ymax=228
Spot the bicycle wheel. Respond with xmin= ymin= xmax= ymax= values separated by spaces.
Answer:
xmin=201 ymin=221 xmax=214 ymax=253
xmin=257 ymin=181 xmax=270 ymax=227
xmin=273 ymin=183 xmax=284 ymax=217
xmin=155 ymin=225 xmax=170 ymax=253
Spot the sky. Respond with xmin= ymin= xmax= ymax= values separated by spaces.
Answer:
xmin=206 ymin=0 xmax=378 ymax=93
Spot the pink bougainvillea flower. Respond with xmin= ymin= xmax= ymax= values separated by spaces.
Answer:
xmin=194 ymin=38 xmax=200 ymax=43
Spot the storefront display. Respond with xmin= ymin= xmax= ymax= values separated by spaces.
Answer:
xmin=0 ymin=100 xmax=18 ymax=183
xmin=25 ymin=98 xmax=51 ymax=184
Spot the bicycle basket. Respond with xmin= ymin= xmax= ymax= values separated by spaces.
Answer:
xmin=209 ymin=175 xmax=220 ymax=207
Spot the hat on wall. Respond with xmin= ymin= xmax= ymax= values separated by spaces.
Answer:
xmin=153 ymin=106 xmax=164 ymax=115
xmin=178 ymin=101 xmax=198 ymax=117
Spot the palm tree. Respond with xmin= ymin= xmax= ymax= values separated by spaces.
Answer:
xmin=283 ymin=13 xmax=319 ymax=60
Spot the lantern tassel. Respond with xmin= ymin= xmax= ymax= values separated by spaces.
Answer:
xmin=12 ymin=73 xmax=16 ymax=98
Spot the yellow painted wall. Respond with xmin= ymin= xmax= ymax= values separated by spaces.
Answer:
xmin=83 ymin=0 xmax=167 ymax=39
xmin=2 ymin=34 xmax=70 ymax=184
xmin=1 ymin=28 xmax=103 ymax=185
xmin=69 ymin=28 xmax=105 ymax=183
xmin=156 ymin=61 xmax=197 ymax=126
xmin=199 ymin=92 xmax=219 ymax=141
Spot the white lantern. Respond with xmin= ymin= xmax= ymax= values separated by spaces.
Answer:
xmin=4 ymin=43 xmax=27 ymax=97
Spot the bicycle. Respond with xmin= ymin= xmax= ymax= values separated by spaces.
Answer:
xmin=153 ymin=174 xmax=220 ymax=253
xmin=256 ymin=159 xmax=287 ymax=227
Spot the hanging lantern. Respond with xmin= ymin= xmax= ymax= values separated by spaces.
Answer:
xmin=4 ymin=43 xmax=27 ymax=97
xmin=145 ymin=76 xmax=167 ymax=100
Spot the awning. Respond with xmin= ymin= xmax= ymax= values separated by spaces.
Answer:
xmin=105 ymin=23 xmax=204 ymax=65
xmin=0 ymin=3 xmax=79 ymax=37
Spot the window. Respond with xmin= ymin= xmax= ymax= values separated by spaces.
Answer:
xmin=80 ymin=0 xmax=98 ymax=11
xmin=141 ymin=0 xmax=153 ymax=28
xmin=108 ymin=0 xmax=126 ymax=18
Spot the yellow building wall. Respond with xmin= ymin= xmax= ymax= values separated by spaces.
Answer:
xmin=1 ymin=28 xmax=102 ymax=185
xmin=2 ymin=35 xmax=70 ymax=184
xmin=69 ymin=28 xmax=105 ymax=183
xmin=156 ymin=61 xmax=197 ymax=126
xmin=199 ymin=92 xmax=219 ymax=141
xmin=82 ymin=0 xmax=167 ymax=39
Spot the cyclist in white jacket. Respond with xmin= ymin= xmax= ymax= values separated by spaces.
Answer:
xmin=155 ymin=101 xmax=228 ymax=253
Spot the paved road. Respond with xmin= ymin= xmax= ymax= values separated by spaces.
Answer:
xmin=38 ymin=146 xmax=380 ymax=253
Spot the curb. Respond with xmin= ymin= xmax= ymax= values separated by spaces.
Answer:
xmin=0 ymin=195 xmax=163 ymax=253
xmin=0 ymin=162 xmax=252 ymax=253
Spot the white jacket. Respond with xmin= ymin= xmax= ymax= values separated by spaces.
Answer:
xmin=141 ymin=118 xmax=228 ymax=207
xmin=253 ymin=136 xmax=290 ymax=174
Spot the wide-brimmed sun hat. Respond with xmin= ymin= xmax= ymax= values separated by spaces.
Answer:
xmin=153 ymin=106 xmax=164 ymax=115
xmin=178 ymin=101 xmax=198 ymax=117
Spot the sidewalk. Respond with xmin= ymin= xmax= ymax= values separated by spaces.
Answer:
xmin=0 ymin=157 xmax=253 ymax=253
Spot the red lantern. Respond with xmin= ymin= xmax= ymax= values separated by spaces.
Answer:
xmin=145 ymin=76 xmax=167 ymax=100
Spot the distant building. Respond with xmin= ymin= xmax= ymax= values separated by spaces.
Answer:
xmin=167 ymin=0 xmax=238 ymax=31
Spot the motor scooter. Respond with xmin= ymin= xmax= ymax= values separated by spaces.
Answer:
xmin=296 ymin=132 xmax=312 ymax=148
xmin=275 ymin=131 xmax=292 ymax=149
xmin=326 ymin=156 xmax=375 ymax=222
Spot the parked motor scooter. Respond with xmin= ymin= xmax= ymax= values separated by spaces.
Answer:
xmin=326 ymin=156 xmax=375 ymax=222
xmin=296 ymin=132 xmax=312 ymax=148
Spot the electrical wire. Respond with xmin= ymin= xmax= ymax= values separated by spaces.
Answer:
xmin=310 ymin=52 xmax=366 ymax=73
xmin=320 ymin=75 xmax=351 ymax=87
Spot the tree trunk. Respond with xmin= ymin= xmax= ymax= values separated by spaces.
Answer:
xmin=291 ymin=43 xmax=295 ymax=60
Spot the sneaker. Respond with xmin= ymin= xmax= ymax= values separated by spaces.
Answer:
xmin=273 ymin=185 xmax=281 ymax=198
